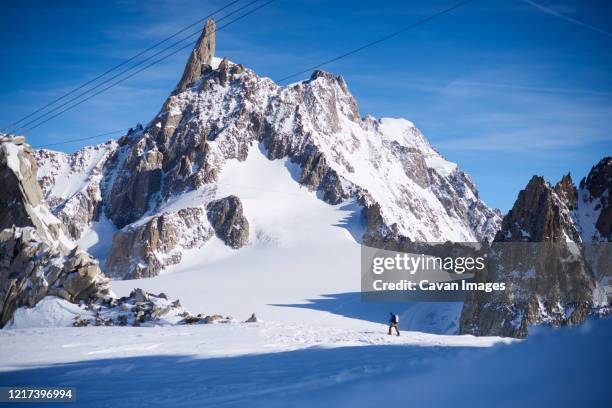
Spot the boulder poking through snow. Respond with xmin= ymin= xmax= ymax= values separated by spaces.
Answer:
xmin=245 ymin=313 xmax=262 ymax=323
xmin=206 ymin=195 xmax=249 ymax=249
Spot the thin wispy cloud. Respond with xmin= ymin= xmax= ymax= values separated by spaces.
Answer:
xmin=435 ymin=127 xmax=612 ymax=152
xmin=522 ymin=0 xmax=612 ymax=37
xmin=361 ymin=76 xmax=612 ymax=98
xmin=349 ymin=58 xmax=612 ymax=156
xmin=1 ymin=0 xmax=609 ymax=211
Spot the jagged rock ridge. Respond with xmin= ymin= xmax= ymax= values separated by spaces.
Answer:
xmin=105 ymin=207 xmax=213 ymax=279
xmin=459 ymin=160 xmax=612 ymax=338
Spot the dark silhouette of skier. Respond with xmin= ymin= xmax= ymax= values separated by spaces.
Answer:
xmin=388 ymin=312 xmax=400 ymax=336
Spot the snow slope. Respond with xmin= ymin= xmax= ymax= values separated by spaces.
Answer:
xmin=77 ymin=214 xmax=117 ymax=265
xmin=1 ymin=316 xmax=608 ymax=407
xmin=0 ymin=321 xmax=509 ymax=407
xmin=36 ymin=142 xmax=116 ymax=202
xmin=6 ymin=297 xmax=94 ymax=329
xmin=108 ymin=144 xmax=461 ymax=332
xmin=271 ymin=317 xmax=612 ymax=408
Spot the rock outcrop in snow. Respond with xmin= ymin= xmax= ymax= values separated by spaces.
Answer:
xmin=105 ymin=207 xmax=212 ymax=279
xmin=72 ymin=288 xmax=193 ymax=327
xmin=206 ymin=195 xmax=249 ymax=249
xmin=459 ymin=160 xmax=611 ymax=337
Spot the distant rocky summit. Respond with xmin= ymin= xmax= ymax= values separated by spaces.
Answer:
xmin=460 ymin=158 xmax=612 ymax=337
xmin=579 ymin=157 xmax=612 ymax=242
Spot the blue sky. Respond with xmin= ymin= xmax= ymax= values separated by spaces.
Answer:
xmin=1 ymin=0 xmax=610 ymax=211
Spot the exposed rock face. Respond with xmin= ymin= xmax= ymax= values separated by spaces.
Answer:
xmin=460 ymin=164 xmax=611 ymax=338
xmin=107 ymin=136 xmax=164 ymax=229
xmin=105 ymin=207 xmax=213 ymax=279
xmin=0 ymin=137 xmax=41 ymax=230
xmin=578 ymin=157 xmax=612 ymax=242
xmin=459 ymin=240 xmax=597 ymax=338
xmin=175 ymin=18 xmax=216 ymax=93
xmin=495 ymin=176 xmax=581 ymax=243
xmin=0 ymin=135 xmax=71 ymax=248
xmin=0 ymin=226 xmax=111 ymax=328
xmin=207 ymin=196 xmax=249 ymax=249
xmin=554 ymin=173 xmax=577 ymax=210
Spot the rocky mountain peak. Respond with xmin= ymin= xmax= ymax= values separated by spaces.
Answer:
xmin=175 ymin=17 xmax=216 ymax=93
xmin=494 ymin=175 xmax=579 ymax=242
xmin=554 ymin=173 xmax=577 ymax=210
xmin=580 ymin=157 xmax=612 ymax=196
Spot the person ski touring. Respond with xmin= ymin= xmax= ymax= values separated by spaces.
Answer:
xmin=388 ymin=312 xmax=400 ymax=336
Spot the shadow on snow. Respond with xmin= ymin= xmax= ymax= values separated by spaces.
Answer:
xmin=0 ymin=343 xmax=474 ymax=408
xmin=271 ymin=292 xmax=463 ymax=335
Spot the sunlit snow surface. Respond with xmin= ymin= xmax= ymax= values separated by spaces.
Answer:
xmin=1 ymin=317 xmax=609 ymax=407
xmin=77 ymin=214 xmax=117 ymax=265
xmin=107 ymin=144 xmax=460 ymax=329
xmin=3 ymin=144 xmax=608 ymax=407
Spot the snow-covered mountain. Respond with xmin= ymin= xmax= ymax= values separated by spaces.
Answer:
xmin=34 ymin=18 xmax=501 ymax=279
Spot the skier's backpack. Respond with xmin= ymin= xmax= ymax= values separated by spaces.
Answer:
xmin=394 ymin=314 xmax=399 ymax=323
